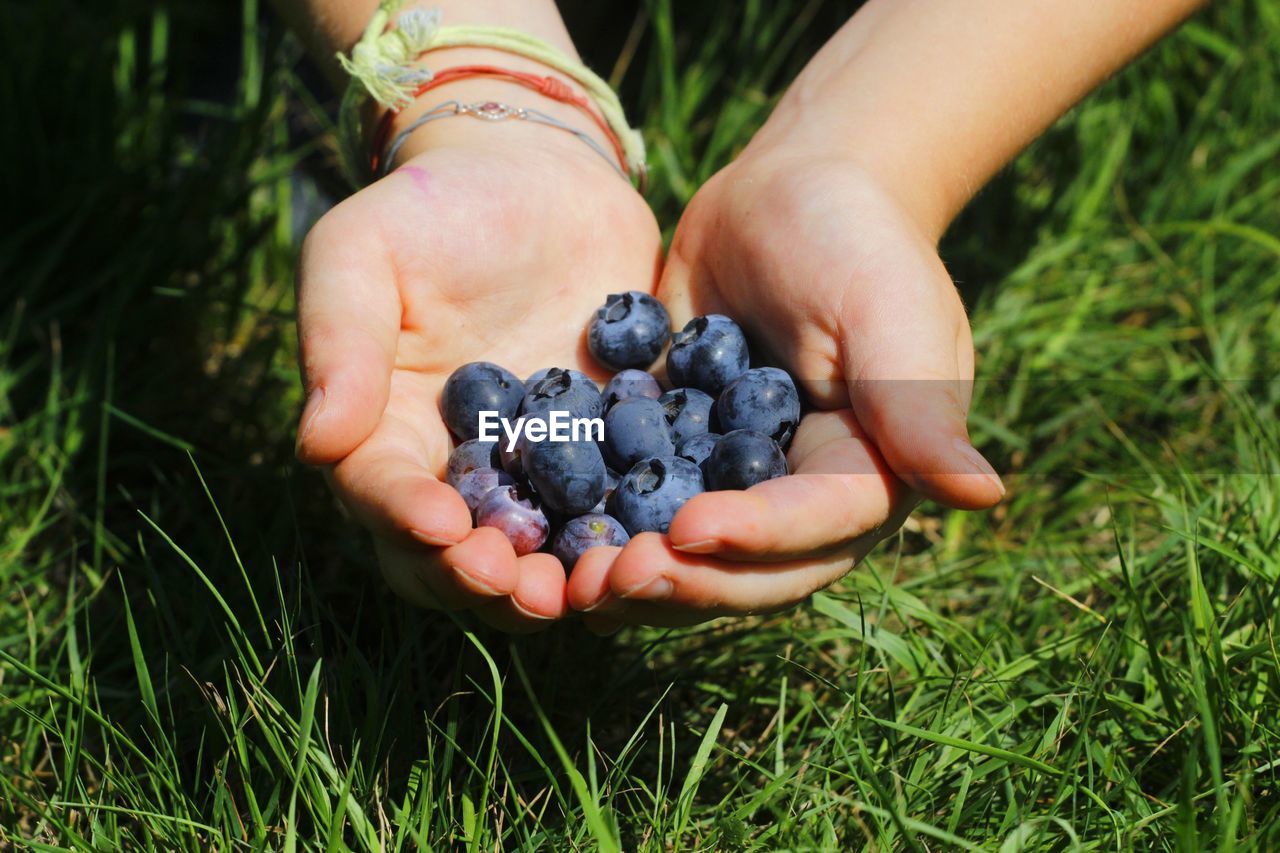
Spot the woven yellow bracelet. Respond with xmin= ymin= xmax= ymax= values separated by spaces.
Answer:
xmin=335 ymin=1 xmax=646 ymax=188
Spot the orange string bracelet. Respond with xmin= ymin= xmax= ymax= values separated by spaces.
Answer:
xmin=369 ymin=65 xmax=628 ymax=176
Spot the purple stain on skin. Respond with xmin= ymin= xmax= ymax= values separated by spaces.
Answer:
xmin=399 ymin=165 xmax=432 ymax=196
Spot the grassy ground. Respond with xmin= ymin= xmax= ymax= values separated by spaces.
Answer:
xmin=3 ymin=0 xmax=1279 ymax=848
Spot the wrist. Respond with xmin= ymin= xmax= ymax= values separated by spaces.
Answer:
xmin=740 ymin=108 xmax=954 ymax=243
xmin=371 ymin=48 xmax=624 ymax=177
xmin=739 ymin=0 xmax=1208 ymax=241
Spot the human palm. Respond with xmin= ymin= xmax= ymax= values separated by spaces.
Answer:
xmin=568 ymin=152 xmax=1003 ymax=627
xmin=296 ymin=134 xmax=661 ymax=632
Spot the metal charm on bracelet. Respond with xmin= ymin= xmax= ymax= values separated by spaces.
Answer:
xmin=379 ymin=99 xmax=630 ymax=181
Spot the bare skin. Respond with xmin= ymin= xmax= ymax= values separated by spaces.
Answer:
xmin=281 ymin=0 xmax=1207 ymax=631
xmin=566 ymin=0 xmax=1208 ymax=629
xmin=279 ymin=1 xmax=661 ymax=632
xmin=295 ymin=96 xmax=661 ymax=633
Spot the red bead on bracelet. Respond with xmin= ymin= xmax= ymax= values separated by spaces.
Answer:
xmin=369 ymin=65 xmax=629 ymax=176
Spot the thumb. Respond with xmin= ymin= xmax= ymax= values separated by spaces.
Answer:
xmin=655 ymin=241 xmax=698 ymax=329
xmin=295 ymin=214 xmax=400 ymax=465
xmin=841 ymin=255 xmax=1004 ymax=511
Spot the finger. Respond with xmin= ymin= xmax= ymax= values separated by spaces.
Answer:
xmin=474 ymin=553 xmax=569 ymax=633
xmin=436 ymin=526 xmax=521 ymax=600
xmin=666 ymin=413 xmax=912 ymax=560
xmin=374 ymin=526 xmax=517 ymax=611
xmin=841 ymin=253 xmax=1003 ymax=511
xmin=665 ymin=474 xmax=904 ymax=561
xmin=566 ymin=546 xmax=624 ymax=613
xmin=295 ymin=206 xmax=402 ymax=464
xmin=656 ymin=234 xmax=736 ymax=333
xmin=599 ymin=507 xmax=911 ymax=627
xmin=567 ymin=554 xmax=643 ymax=632
xmin=656 ymin=243 xmax=696 ymax=325
xmin=595 ymin=533 xmax=883 ymax=626
xmin=327 ymin=421 xmax=522 ymax=605
xmin=328 ymin=433 xmax=472 ymax=550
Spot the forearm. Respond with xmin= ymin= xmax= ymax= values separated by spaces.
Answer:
xmin=752 ymin=0 xmax=1208 ymax=238
xmin=270 ymin=0 xmax=581 ymax=87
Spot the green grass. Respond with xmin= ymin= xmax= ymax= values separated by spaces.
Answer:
xmin=3 ymin=0 xmax=1279 ymax=848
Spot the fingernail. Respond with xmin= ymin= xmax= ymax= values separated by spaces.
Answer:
xmin=619 ymin=576 xmax=674 ymax=601
xmin=450 ymin=567 xmax=503 ymax=597
xmin=582 ymin=591 xmax=615 ymax=613
xmin=954 ymin=438 xmax=1005 ymax=496
xmin=510 ymin=599 xmax=555 ymax=622
xmin=296 ymin=388 xmax=325 ymax=456
xmin=672 ymin=538 xmax=720 ymax=554
xmin=409 ymin=529 xmax=460 ymax=549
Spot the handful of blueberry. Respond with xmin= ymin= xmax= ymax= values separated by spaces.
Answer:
xmin=440 ymin=291 xmax=803 ymax=570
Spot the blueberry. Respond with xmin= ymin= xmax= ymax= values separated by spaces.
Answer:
xmin=455 ymin=467 xmax=516 ymax=517
xmin=702 ymin=429 xmax=787 ymax=491
xmin=521 ymin=367 xmax=603 ymax=421
xmin=666 ymin=315 xmax=750 ymax=395
xmin=757 ymin=366 xmax=799 ymax=390
xmin=447 ymin=438 xmax=500 ymax=486
xmin=523 ymin=438 xmax=608 ymax=517
xmin=552 ymin=513 xmax=631 ymax=569
xmin=716 ymin=367 xmax=802 ymax=449
xmin=588 ymin=291 xmax=671 ymax=371
xmin=602 ymin=397 xmax=675 ymax=471
xmin=525 ymin=367 xmax=555 ymax=391
xmin=613 ymin=455 xmax=705 ymax=535
xmin=497 ymin=416 xmax=549 ymax=480
xmin=440 ymin=362 xmax=524 ymax=441
xmin=659 ymin=388 xmax=716 ymax=446
xmin=475 ymin=485 xmax=549 ymax=556
xmin=602 ymin=369 xmax=663 ymax=410
xmin=676 ymin=432 xmax=722 ymax=468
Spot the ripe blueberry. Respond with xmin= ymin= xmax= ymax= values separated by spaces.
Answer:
xmin=523 ymin=438 xmax=608 ymax=517
xmin=666 ymin=315 xmax=750 ymax=395
xmin=455 ymin=466 xmax=516 ymax=517
xmin=603 ymin=397 xmax=675 ymax=471
xmin=701 ymin=429 xmax=787 ymax=490
xmin=602 ymin=369 xmax=663 ymax=410
xmin=475 ymin=485 xmax=549 ymax=556
xmin=659 ymin=387 xmax=716 ymax=446
xmin=447 ymin=438 xmax=500 ymax=486
xmin=613 ymin=455 xmax=705 ymax=535
xmin=676 ymin=432 xmax=722 ymax=469
xmin=716 ymin=367 xmax=801 ymax=449
xmin=588 ymin=291 xmax=671 ymax=371
xmin=552 ymin=513 xmax=630 ymax=569
xmin=524 ymin=367 xmax=554 ymax=391
xmin=521 ymin=367 xmax=603 ymax=421
xmin=441 ymin=361 xmax=524 ymax=441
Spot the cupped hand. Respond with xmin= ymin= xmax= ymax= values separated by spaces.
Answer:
xmin=295 ymin=121 xmax=661 ymax=632
xmin=568 ymin=149 xmax=1003 ymax=628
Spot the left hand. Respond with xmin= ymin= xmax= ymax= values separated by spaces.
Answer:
xmin=567 ymin=146 xmax=1004 ymax=628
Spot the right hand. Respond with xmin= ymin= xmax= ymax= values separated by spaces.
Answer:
xmin=295 ymin=117 xmax=661 ymax=632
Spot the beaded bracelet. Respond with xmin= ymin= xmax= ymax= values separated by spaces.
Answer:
xmin=377 ymin=100 xmax=628 ymax=181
